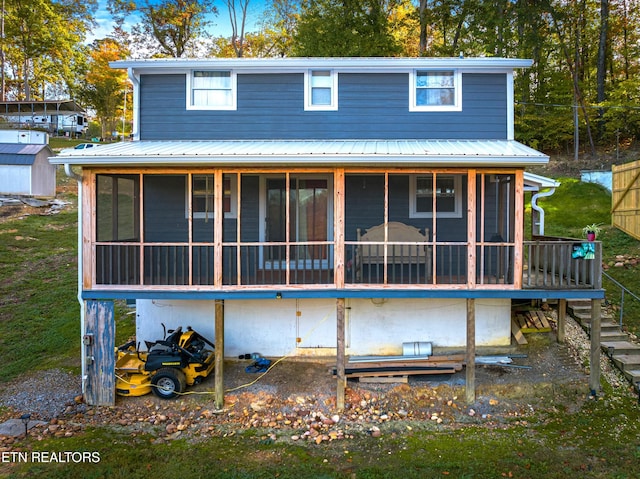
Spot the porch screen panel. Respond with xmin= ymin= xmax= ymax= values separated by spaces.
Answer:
xmin=386 ymin=174 xmax=432 ymax=284
xmin=261 ymin=175 xmax=333 ymax=285
xmin=433 ymin=173 xmax=467 ymax=284
xmin=143 ymin=175 xmax=189 ymax=285
xmin=191 ymin=174 xmax=217 ymax=285
xmin=344 ymin=174 xmax=385 ymax=284
xmin=476 ymin=174 xmax=516 ymax=285
xmin=96 ymin=175 xmax=139 ymax=242
xmin=95 ymin=174 xmax=140 ymax=285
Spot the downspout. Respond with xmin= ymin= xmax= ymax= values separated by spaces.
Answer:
xmin=64 ymin=163 xmax=86 ymax=394
xmin=531 ymin=188 xmax=556 ymax=236
xmin=127 ymin=67 xmax=140 ymax=141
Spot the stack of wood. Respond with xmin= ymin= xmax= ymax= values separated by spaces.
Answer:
xmin=511 ymin=309 xmax=552 ymax=345
xmin=333 ymin=354 xmax=464 ymax=383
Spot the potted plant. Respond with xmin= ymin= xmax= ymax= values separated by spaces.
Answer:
xmin=582 ymin=223 xmax=602 ymax=241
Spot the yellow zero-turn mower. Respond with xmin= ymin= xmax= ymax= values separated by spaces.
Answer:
xmin=115 ymin=325 xmax=215 ymax=399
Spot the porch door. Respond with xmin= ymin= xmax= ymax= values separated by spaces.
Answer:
xmin=265 ymin=177 xmax=329 ymax=266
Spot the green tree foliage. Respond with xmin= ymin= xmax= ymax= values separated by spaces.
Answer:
xmin=1 ymin=0 xmax=96 ymax=101
xmin=77 ymin=38 xmax=130 ymax=138
xmin=292 ymin=0 xmax=402 ymax=56
xmin=108 ymin=0 xmax=218 ymax=58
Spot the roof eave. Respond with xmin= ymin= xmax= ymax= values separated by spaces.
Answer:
xmin=111 ymin=57 xmax=534 ymax=73
xmin=50 ymin=155 xmax=549 ymax=168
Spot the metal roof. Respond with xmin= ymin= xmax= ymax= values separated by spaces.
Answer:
xmin=522 ymin=171 xmax=561 ymax=191
xmin=112 ymin=57 xmax=533 ymax=73
xmin=0 ymin=100 xmax=86 ymax=114
xmin=51 ymin=139 xmax=549 ymax=167
xmin=0 ymin=143 xmax=51 ymax=165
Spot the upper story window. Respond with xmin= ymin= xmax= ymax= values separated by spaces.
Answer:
xmin=409 ymin=174 xmax=463 ymax=218
xmin=409 ymin=70 xmax=462 ymax=112
xmin=304 ymin=70 xmax=338 ymax=111
xmin=187 ymin=71 xmax=237 ymax=110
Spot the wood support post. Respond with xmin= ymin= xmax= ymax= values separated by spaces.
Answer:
xmin=336 ymin=298 xmax=346 ymax=411
xmin=465 ymin=298 xmax=476 ymax=404
xmin=84 ymin=300 xmax=115 ymax=406
xmin=214 ymin=299 xmax=224 ymax=410
xmin=589 ymin=298 xmax=602 ymax=395
xmin=557 ymin=299 xmax=566 ymax=343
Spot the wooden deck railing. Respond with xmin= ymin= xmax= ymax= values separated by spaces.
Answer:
xmin=93 ymin=238 xmax=602 ymax=291
xmin=523 ymin=237 xmax=602 ymax=289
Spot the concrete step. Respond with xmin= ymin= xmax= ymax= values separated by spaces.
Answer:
xmin=601 ymin=341 xmax=640 ymax=356
xmin=623 ymin=369 xmax=640 ymax=385
xmin=600 ymin=330 xmax=632 ymax=342
xmin=581 ymin=320 xmax=624 ymax=331
xmin=612 ymin=354 xmax=640 ymax=371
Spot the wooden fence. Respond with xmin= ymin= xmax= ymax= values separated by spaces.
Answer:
xmin=612 ymin=159 xmax=640 ymax=240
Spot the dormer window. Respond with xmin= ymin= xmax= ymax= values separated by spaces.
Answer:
xmin=187 ymin=70 xmax=237 ymax=110
xmin=409 ymin=70 xmax=462 ymax=112
xmin=304 ymin=70 xmax=338 ymax=110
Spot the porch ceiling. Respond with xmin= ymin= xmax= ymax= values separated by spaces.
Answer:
xmin=51 ymin=139 xmax=549 ymax=168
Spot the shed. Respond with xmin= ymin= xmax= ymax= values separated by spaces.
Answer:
xmin=0 ymin=143 xmax=56 ymax=197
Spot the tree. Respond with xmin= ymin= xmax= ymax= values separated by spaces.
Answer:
xmin=226 ymin=0 xmax=250 ymax=57
xmin=108 ymin=0 xmax=217 ymax=58
xmin=292 ymin=0 xmax=402 ymax=57
xmin=78 ymin=38 xmax=130 ymax=138
xmin=2 ymin=0 xmax=95 ymax=100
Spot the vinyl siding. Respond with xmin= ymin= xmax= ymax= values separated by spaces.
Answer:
xmin=139 ymin=73 xmax=507 ymax=140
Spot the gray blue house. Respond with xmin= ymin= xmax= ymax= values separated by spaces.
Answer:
xmin=52 ymin=57 xmax=605 ymax=407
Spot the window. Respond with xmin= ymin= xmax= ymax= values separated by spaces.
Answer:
xmin=409 ymin=70 xmax=462 ymax=111
xmin=304 ymin=70 xmax=338 ymax=110
xmin=188 ymin=71 xmax=236 ymax=110
xmin=191 ymin=174 xmax=237 ymax=219
xmin=410 ymin=174 xmax=462 ymax=218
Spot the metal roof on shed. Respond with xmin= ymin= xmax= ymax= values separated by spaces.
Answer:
xmin=0 ymin=143 xmax=51 ymax=165
xmin=51 ymin=139 xmax=548 ymax=167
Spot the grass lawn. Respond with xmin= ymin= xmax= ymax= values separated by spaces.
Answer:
xmin=3 ymin=389 xmax=640 ymax=478
xmin=1 ymin=172 xmax=640 ymax=478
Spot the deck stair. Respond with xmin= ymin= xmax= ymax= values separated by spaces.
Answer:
xmin=568 ymin=300 xmax=640 ymax=385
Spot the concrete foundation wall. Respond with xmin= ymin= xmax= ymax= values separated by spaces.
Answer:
xmin=135 ymin=297 xmax=512 ymax=358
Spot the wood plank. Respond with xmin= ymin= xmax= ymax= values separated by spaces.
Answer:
xmin=466 ymin=297 xmax=476 ymax=404
xmin=511 ymin=318 xmax=528 ymax=345
xmin=513 ymin=169 xmax=524 ymax=289
xmin=84 ymin=300 xmax=115 ymax=406
xmin=557 ymin=299 xmax=566 ymax=343
xmin=538 ymin=311 xmax=551 ymax=329
xmin=214 ymin=299 xmax=224 ymax=410
xmin=359 ymin=376 xmax=408 ymax=383
xmin=344 ymin=368 xmax=458 ymax=378
xmin=347 ymin=354 xmax=465 ymax=365
xmin=345 ymin=360 xmax=464 ymax=370
xmin=336 ymin=298 xmax=346 ymax=411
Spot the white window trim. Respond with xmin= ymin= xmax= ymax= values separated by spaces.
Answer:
xmin=186 ymin=70 xmax=237 ymax=111
xmin=304 ymin=70 xmax=338 ymax=111
xmin=409 ymin=69 xmax=462 ymax=112
xmin=188 ymin=174 xmax=237 ymax=220
xmin=409 ymin=174 xmax=463 ymax=218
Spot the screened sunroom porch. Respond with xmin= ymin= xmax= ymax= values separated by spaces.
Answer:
xmin=86 ymin=166 xmax=599 ymax=292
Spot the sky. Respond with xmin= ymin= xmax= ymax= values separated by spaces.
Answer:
xmin=90 ymin=0 xmax=269 ymax=43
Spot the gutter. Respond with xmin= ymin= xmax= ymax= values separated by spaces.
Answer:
xmin=63 ymin=163 xmax=86 ymax=395
xmin=531 ymin=188 xmax=556 ymax=236
xmin=127 ymin=68 xmax=140 ymax=141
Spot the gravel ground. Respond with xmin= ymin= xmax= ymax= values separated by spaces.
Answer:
xmin=0 ymin=370 xmax=82 ymax=419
